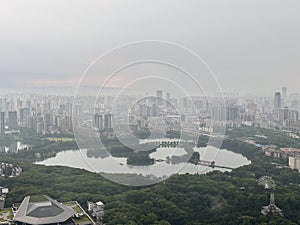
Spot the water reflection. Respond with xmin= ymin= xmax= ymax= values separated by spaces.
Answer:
xmin=37 ymin=145 xmax=251 ymax=177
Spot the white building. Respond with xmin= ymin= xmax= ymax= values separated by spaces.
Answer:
xmin=87 ymin=201 xmax=105 ymax=219
xmin=289 ymin=155 xmax=300 ymax=171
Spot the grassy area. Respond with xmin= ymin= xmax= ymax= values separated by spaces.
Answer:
xmin=0 ymin=209 xmax=11 ymax=214
xmin=73 ymin=205 xmax=82 ymax=213
xmin=64 ymin=202 xmax=77 ymax=207
xmin=29 ymin=195 xmax=48 ymax=202
xmin=0 ymin=208 xmax=13 ymax=222
xmin=65 ymin=202 xmax=93 ymax=224
xmin=64 ymin=202 xmax=83 ymax=213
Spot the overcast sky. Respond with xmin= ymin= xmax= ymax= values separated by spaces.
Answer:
xmin=0 ymin=0 xmax=299 ymax=95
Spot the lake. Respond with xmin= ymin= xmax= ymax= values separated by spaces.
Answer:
xmin=36 ymin=144 xmax=250 ymax=178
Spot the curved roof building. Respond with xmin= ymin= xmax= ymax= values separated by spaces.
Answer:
xmin=14 ymin=195 xmax=75 ymax=225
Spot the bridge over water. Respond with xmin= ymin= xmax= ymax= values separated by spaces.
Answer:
xmin=195 ymin=160 xmax=234 ymax=170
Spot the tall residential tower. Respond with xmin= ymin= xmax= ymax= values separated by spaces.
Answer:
xmin=274 ymin=92 xmax=281 ymax=117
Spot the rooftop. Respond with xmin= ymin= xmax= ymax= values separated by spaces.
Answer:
xmin=14 ymin=195 xmax=75 ymax=225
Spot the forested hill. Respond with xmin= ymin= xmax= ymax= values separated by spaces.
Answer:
xmin=1 ymin=159 xmax=300 ymax=224
xmin=2 ymin=127 xmax=300 ymax=224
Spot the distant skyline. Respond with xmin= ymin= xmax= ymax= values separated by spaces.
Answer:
xmin=0 ymin=0 xmax=299 ymax=95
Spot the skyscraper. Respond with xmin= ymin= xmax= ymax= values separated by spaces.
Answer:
xmin=94 ymin=114 xmax=103 ymax=130
xmin=212 ymin=106 xmax=226 ymax=121
xmin=282 ymin=87 xmax=287 ymax=99
xmin=0 ymin=112 xmax=5 ymax=134
xmin=104 ymin=114 xmax=113 ymax=130
xmin=274 ymin=92 xmax=281 ymax=116
xmin=156 ymin=90 xmax=163 ymax=106
xmin=289 ymin=110 xmax=299 ymax=122
xmin=282 ymin=87 xmax=287 ymax=107
xmin=166 ymin=92 xmax=171 ymax=108
xmin=36 ymin=117 xmax=45 ymax=134
xmin=226 ymin=106 xmax=239 ymax=121
xmin=278 ymin=107 xmax=289 ymax=126
xmin=19 ymin=108 xmax=30 ymax=123
xmin=8 ymin=111 xmax=18 ymax=130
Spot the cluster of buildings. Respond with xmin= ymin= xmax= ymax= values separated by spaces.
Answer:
xmin=94 ymin=113 xmax=113 ymax=131
xmin=259 ymin=145 xmax=300 ymax=172
xmin=0 ymin=142 xmax=31 ymax=154
xmin=0 ymin=95 xmax=75 ymax=135
xmin=0 ymin=162 xmax=22 ymax=178
xmin=242 ymin=137 xmax=300 ymax=173
xmin=208 ymin=87 xmax=299 ymax=130
xmin=262 ymin=146 xmax=300 ymax=159
xmin=0 ymin=195 xmax=105 ymax=225
xmin=273 ymin=88 xmax=299 ymax=129
xmin=1 ymin=86 xmax=300 ymax=137
xmin=98 ymin=88 xmax=300 ymax=135
xmin=0 ymin=164 xmax=22 ymax=213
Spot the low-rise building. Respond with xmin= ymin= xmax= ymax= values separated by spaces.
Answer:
xmin=10 ymin=195 xmax=95 ymax=225
xmin=262 ymin=147 xmax=300 ymax=160
xmin=87 ymin=201 xmax=105 ymax=220
xmin=14 ymin=195 xmax=76 ymax=225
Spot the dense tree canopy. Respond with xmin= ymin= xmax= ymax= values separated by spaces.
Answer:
xmin=1 ymin=127 xmax=300 ymax=224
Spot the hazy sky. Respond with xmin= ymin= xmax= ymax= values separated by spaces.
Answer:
xmin=0 ymin=0 xmax=299 ymax=95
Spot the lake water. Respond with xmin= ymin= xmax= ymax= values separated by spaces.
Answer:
xmin=36 ymin=144 xmax=250 ymax=178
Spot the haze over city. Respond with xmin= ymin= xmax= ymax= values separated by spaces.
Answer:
xmin=1 ymin=0 xmax=300 ymax=95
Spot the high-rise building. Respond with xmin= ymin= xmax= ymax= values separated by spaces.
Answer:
xmin=282 ymin=87 xmax=287 ymax=107
xmin=152 ymin=104 xmax=159 ymax=117
xmin=0 ymin=112 xmax=5 ymax=134
xmin=278 ymin=107 xmax=289 ymax=126
xmin=139 ymin=104 xmax=147 ymax=117
xmin=8 ymin=111 xmax=18 ymax=130
xmin=19 ymin=108 xmax=30 ymax=123
xmin=182 ymin=97 xmax=188 ymax=111
xmin=166 ymin=92 xmax=170 ymax=100
xmin=274 ymin=92 xmax=281 ymax=116
xmin=26 ymin=100 xmax=31 ymax=109
xmin=74 ymin=105 xmax=82 ymax=117
xmin=66 ymin=103 xmax=73 ymax=116
xmin=247 ymin=102 xmax=257 ymax=114
xmin=282 ymin=87 xmax=287 ymax=99
xmin=226 ymin=106 xmax=239 ymax=121
xmin=166 ymin=92 xmax=171 ymax=108
xmin=58 ymin=116 xmax=72 ymax=132
xmin=212 ymin=107 xmax=226 ymax=121
xmin=44 ymin=112 xmax=54 ymax=128
xmin=156 ymin=90 xmax=163 ymax=106
xmin=104 ymin=114 xmax=113 ymax=129
xmin=36 ymin=117 xmax=45 ymax=134
xmin=94 ymin=114 xmax=103 ymax=130
xmin=289 ymin=110 xmax=299 ymax=122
